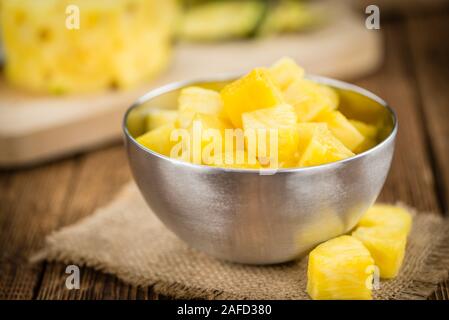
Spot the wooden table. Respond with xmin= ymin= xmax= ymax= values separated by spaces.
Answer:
xmin=1 ymin=11 xmax=448 ymax=300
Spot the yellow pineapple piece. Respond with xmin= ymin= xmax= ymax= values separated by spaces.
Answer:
xmin=242 ymin=104 xmax=299 ymax=167
xmin=221 ymin=68 xmax=284 ymax=128
xmin=0 ymin=0 xmax=178 ymax=93
xmin=181 ymin=113 xmax=230 ymax=164
xmin=358 ymin=204 xmax=413 ymax=236
xmin=350 ymin=119 xmax=378 ymax=153
xmin=178 ymin=86 xmax=225 ymax=128
xmin=298 ymin=124 xmax=354 ymax=167
xmin=136 ymin=123 xmax=176 ymax=157
xmin=314 ymin=110 xmax=364 ymax=152
xmin=296 ymin=122 xmax=328 ymax=155
xmin=350 ymin=120 xmax=378 ymax=139
xmin=307 ymin=235 xmax=375 ymax=300
xmin=284 ymin=79 xmax=339 ymax=122
xmin=209 ymin=150 xmax=261 ymax=169
xmin=352 ymin=226 xmax=407 ymax=279
xmin=145 ymin=109 xmax=178 ymax=131
xmin=269 ymin=57 xmax=305 ymax=91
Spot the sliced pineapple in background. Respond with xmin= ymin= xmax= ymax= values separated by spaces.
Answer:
xmin=177 ymin=1 xmax=266 ymax=42
xmin=0 ymin=0 xmax=178 ymax=93
xmin=178 ymin=86 xmax=225 ymax=128
xmin=358 ymin=204 xmax=413 ymax=236
xmin=269 ymin=57 xmax=305 ymax=91
xmin=352 ymin=226 xmax=407 ymax=279
xmin=298 ymin=124 xmax=354 ymax=167
xmin=314 ymin=110 xmax=364 ymax=152
xmin=242 ymin=104 xmax=299 ymax=167
xmin=136 ymin=123 xmax=176 ymax=157
xmin=307 ymin=235 xmax=375 ymax=300
xmin=284 ymin=79 xmax=339 ymax=122
xmin=257 ymin=0 xmax=324 ymax=37
xmin=350 ymin=119 xmax=378 ymax=153
xmin=145 ymin=109 xmax=179 ymax=131
xmin=221 ymin=68 xmax=284 ymax=128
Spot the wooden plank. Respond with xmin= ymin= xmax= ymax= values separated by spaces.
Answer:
xmin=353 ymin=21 xmax=441 ymax=214
xmin=406 ymin=13 xmax=449 ymax=213
xmin=405 ymin=12 xmax=449 ymax=300
xmin=35 ymin=144 xmax=152 ymax=299
xmin=0 ymin=158 xmax=76 ymax=299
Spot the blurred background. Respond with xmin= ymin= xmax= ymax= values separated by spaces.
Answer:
xmin=1 ymin=0 xmax=448 ymax=299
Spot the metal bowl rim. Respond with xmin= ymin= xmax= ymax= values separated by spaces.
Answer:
xmin=122 ymin=73 xmax=398 ymax=174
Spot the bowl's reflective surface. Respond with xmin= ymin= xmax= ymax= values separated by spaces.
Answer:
xmin=123 ymin=75 xmax=397 ymax=264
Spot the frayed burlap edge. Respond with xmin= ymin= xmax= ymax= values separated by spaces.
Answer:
xmin=31 ymin=186 xmax=449 ymax=300
xmin=389 ymin=214 xmax=449 ymax=300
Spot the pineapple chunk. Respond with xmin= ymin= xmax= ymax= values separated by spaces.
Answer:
xmin=136 ymin=123 xmax=176 ymax=157
xmin=358 ymin=204 xmax=413 ymax=236
xmin=0 ymin=0 xmax=178 ymax=93
xmin=350 ymin=120 xmax=378 ymax=140
xmin=242 ymin=104 xmax=299 ymax=167
xmin=145 ymin=109 xmax=178 ymax=131
xmin=221 ymin=68 xmax=284 ymax=128
xmin=178 ymin=86 xmax=225 ymax=128
xmin=296 ymin=122 xmax=328 ymax=155
xmin=350 ymin=119 xmax=378 ymax=153
xmin=314 ymin=110 xmax=364 ymax=152
xmin=298 ymin=124 xmax=354 ymax=167
xmin=209 ymin=150 xmax=260 ymax=169
xmin=284 ymin=79 xmax=339 ymax=122
xmin=354 ymin=138 xmax=377 ymax=154
xmin=177 ymin=1 xmax=265 ymax=42
xmin=182 ymin=113 xmax=230 ymax=164
xmin=307 ymin=235 xmax=375 ymax=300
xmin=269 ymin=57 xmax=305 ymax=91
xmin=352 ymin=226 xmax=407 ymax=279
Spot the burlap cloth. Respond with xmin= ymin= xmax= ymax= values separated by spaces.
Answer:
xmin=34 ymin=182 xmax=449 ymax=300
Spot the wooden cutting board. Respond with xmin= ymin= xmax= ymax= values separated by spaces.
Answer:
xmin=0 ymin=4 xmax=382 ymax=167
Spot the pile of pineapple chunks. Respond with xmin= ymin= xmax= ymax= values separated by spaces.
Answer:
xmin=137 ymin=57 xmax=379 ymax=169
xmin=307 ymin=204 xmax=412 ymax=300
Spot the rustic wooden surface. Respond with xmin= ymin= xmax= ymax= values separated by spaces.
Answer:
xmin=0 ymin=11 xmax=448 ymax=300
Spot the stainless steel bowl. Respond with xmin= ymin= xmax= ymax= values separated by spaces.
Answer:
xmin=123 ymin=75 xmax=397 ymax=265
